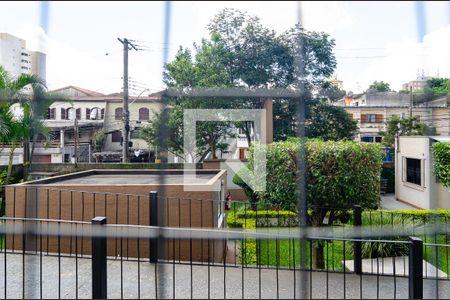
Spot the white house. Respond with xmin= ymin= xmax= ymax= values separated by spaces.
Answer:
xmin=395 ymin=136 xmax=450 ymax=209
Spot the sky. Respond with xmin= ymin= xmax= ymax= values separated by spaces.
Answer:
xmin=0 ymin=1 xmax=449 ymax=95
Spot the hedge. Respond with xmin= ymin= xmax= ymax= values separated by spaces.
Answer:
xmin=241 ymin=139 xmax=383 ymax=211
xmin=227 ymin=209 xmax=299 ymax=228
xmin=228 ymin=208 xmax=450 ymax=263
xmin=432 ymin=142 xmax=450 ymax=188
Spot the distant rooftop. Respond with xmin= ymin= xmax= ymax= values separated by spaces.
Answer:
xmin=49 ymin=85 xmax=105 ymax=97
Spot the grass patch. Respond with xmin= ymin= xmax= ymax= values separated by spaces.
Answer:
xmin=256 ymin=239 xmax=353 ymax=271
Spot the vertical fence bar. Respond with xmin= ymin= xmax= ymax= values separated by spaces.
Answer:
xmin=149 ymin=191 xmax=158 ymax=263
xmin=353 ymin=205 xmax=362 ymax=275
xmin=409 ymin=237 xmax=423 ymax=300
xmin=92 ymin=217 xmax=107 ymax=299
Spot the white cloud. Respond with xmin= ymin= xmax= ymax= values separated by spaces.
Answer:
xmin=301 ymin=2 xmax=353 ymax=33
xmin=12 ymin=24 xmax=123 ymax=93
xmin=344 ymin=25 xmax=450 ymax=93
xmin=8 ymin=2 xmax=354 ymax=95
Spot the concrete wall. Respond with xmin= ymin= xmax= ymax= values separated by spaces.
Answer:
xmin=365 ymin=92 xmax=411 ymax=106
xmin=5 ymin=169 xmax=227 ymax=262
xmin=30 ymin=162 xmax=199 ymax=175
xmin=395 ymin=137 xmax=431 ymax=209
xmin=203 ymin=159 xmax=248 ymax=201
xmin=432 ymin=108 xmax=450 ymax=136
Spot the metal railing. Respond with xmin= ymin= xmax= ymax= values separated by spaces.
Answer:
xmin=1 ymin=187 xmax=450 ymax=298
xmin=0 ymin=216 xmax=442 ymax=299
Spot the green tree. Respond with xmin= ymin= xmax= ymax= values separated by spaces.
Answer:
xmin=161 ymin=8 xmax=341 ymax=153
xmin=305 ymin=101 xmax=357 ymax=140
xmin=236 ymin=139 xmax=382 ymax=268
xmin=368 ymin=81 xmax=391 ymax=92
xmin=427 ymin=78 xmax=450 ymax=94
xmin=316 ymin=81 xmax=346 ymax=102
xmin=92 ymin=128 xmax=105 ymax=153
xmin=380 ymin=115 xmax=436 ymax=148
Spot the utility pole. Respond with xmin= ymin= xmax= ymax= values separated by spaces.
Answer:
xmin=74 ymin=118 xmax=79 ymax=164
xmin=409 ymin=85 xmax=413 ymax=117
xmin=118 ymin=38 xmax=138 ymax=163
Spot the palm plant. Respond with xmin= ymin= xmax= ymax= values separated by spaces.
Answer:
xmin=0 ymin=65 xmax=59 ymax=175
xmin=0 ymin=103 xmax=27 ymax=184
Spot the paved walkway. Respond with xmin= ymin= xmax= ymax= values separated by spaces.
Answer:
xmin=0 ymin=252 xmax=449 ymax=299
xmin=380 ymin=193 xmax=417 ymax=210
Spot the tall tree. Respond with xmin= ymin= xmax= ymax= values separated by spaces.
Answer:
xmin=305 ymin=101 xmax=358 ymax=141
xmin=159 ymin=8 xmax=342 ymax=160
xmin=316 ymin=81 xmax=346 ymax=102
xmin=380 ymin=115 xmax=436 ymax=148
xmin=368 ymin=81 xmax=391 ymax=92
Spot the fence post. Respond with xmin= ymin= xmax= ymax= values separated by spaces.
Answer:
xmin=92 ymin=216 xmax=107 ymax=299
xmin=353 ymin=205 xmax=362 ymax=275
xmin=149 ymin=191 xmax=158 ymax=263
xmin=409 ymin=237 xmax=423 ymax=299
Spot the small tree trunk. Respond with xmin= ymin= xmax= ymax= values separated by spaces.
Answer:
xmin=312 ymin=241 xmax=325 ymax=269
xmin=310 ymin=208 xmax=328 ymax=269
xmin=27 ymin=134 xmax=38 ymax=177
xmin=244 ymin=122 xmax=252 ymax=147
xmin=5 ymin=146 xmax=16 ymax=185
xmin=211 ymin=142 xmax=217 ymax=159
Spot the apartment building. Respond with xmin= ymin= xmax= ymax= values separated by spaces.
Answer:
xmin=337 ymin=92 xmax=450 ymax=142
xmin=0 ymin=33 xmax=46 ymax=81
xmin=401 ymin=73 xmax=433 ymax=92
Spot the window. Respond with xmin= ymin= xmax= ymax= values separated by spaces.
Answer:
xmin=88 ymin=107 xmax=102 ymax=120
xmin=366 ymin=114 xmax=376 ymax=123
xmin=101 ymin=108 xmax=105 ymax=119
xmin=76 ymin=108 xmax=81 ymax=120
xmin=67 ymin=108 xmax=75 ymax=120
xmin=111 ymin=130 xmax=122 ymax=143
xmin=61 ymin=108 xmax=66 ymax=120
xmin=375 ymin=137 xmax=382 ymax=143
xmin=45 ymin=108 xmax=56 ymax=120
xmin=361 ymin=136 xmax=374 ymax=143
xmin=138 ymin=107 xmax=149 ymax=121
xmin=115 ymin=107 xmax=123 ymax=120
xmin=405 ymin=158 xmax=422 ymax=186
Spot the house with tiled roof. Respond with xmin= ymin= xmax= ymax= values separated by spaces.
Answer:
xmin=1 ymin=86 xmax=164 ymax=165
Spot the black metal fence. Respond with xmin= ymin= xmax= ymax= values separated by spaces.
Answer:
xmin=1 ymin=188 xmax=450 ymax=298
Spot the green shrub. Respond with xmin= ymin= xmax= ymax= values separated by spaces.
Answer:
xmin=432 ymin=142 xmax=450 ymax=188
xmin=227 ymin=209 xmax=299 ymax=228
xmin=242 ymin=139 xmax=383 ymax=212
xmin=360 ymin=241 xmax=409 ymax=258
xmin=232 ymin=173 xmax=259 ymax=210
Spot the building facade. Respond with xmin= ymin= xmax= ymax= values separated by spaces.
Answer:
xmin=0 ymin=33 xmax=46 ymax=82
xmin=395 ymin=136 xmax=450 ymax=209
xmin=337 ymin=92 xmax=450 ymax=142
xmin=0 ymin=86 xmax=163 ymax=164
xmin=401 ymin=74 xmax=433 ymax=92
